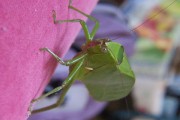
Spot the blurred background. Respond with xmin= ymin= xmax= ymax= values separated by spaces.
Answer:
xmin=28 ymin=0 xmax=180 ymax=120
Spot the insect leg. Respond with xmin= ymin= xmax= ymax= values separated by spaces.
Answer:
xmin=52 ymin=3 xmax=99 ymax=41
xmin=68 ymin=1 xmax=99 ymax=40
xmin=53 ymin=15 xmax=91 ymax=41
xmin=40 ymin=47 xmax=87 ymax=66
xmin=31 ymin=59 xmax=84 ymax=114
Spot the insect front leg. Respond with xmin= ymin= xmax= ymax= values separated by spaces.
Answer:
xmin=52 ymin=0 xmax=99 ymax=41
xmin=68 ymin=0 xmax=99 ymax=40
xmin=31 ymin=58 xmax=85 ymax=114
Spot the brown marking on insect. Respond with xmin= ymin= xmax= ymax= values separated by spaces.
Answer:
xmin=81 ymin=38 xmax=111 ymax=51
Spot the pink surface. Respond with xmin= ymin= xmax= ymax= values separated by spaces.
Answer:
xmin=0 ymin=0 xmax=98 ymax=120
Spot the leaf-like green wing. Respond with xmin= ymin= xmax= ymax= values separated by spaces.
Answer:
xmin=81 ymin=43 xmax=135 ymax=101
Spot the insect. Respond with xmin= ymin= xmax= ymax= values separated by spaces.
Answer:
xmin=30 ymin=0 xmax=177 ymax=114
xmin=30 ymin=0 xmax=135 ymax=114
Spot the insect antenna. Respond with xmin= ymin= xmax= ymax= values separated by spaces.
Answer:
xmin=111 ymin=0 xmax=177 ymax=41
xmin=131 ymin=0 xmax=177 ymax=31
xmin=112 ymin=0 xmax=177 ymax=118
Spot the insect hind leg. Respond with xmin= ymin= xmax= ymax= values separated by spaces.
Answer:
xmin=31 ymin=57 xmax=84 ymax=114
xmin=31 ymin=83 xmax=71 ymax=114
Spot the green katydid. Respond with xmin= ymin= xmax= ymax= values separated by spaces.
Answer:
xmin=30 ymin=0 xmax=135 ymax=114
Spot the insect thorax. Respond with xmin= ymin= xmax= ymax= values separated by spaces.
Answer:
xmin=81 ymin=38 xmax=111 ymax=52
xmin=71 ymin=39 xmax=124 ymax=81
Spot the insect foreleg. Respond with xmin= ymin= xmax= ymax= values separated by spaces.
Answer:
xmin=68 ymin=1 xmax=99 ymax=40
xmin=52 ymin=16 xmax=91 ymax=41
xmin=53 ymin=0 xmax=99 ymax=41
xmin=31 ymin=59 xmax=85 ymax=114
xmin=40 ymin=47 xmax=87 ymax=66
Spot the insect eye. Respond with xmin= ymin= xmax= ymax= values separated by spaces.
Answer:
xmin=101 ymin=47 xmax=108 ymax=53
xmin=106 ymin=38 xmax=111 ymax=42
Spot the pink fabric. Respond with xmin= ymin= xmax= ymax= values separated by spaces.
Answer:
xmin=0 ymin=0 xmax=98 ymax=120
